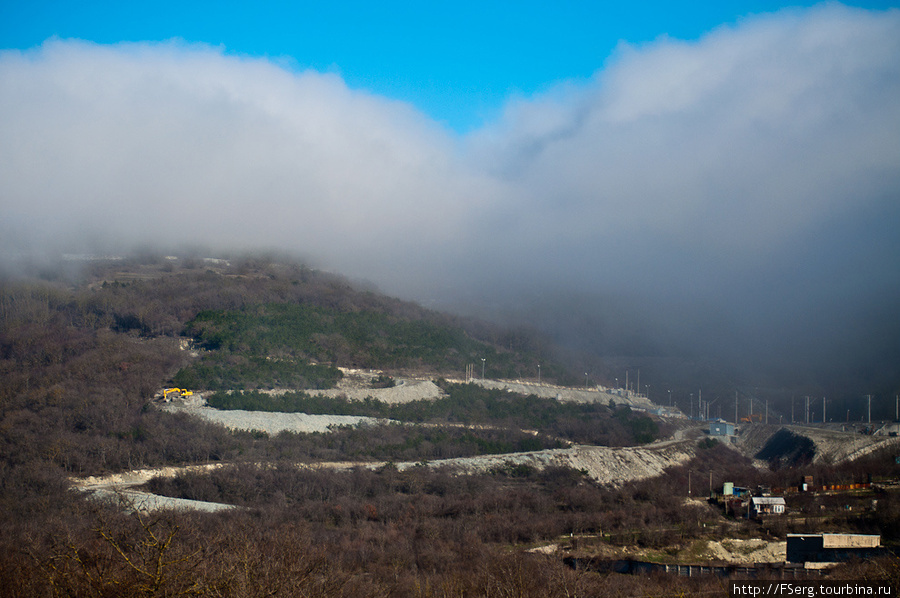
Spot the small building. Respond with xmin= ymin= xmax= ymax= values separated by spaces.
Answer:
xmin=750 ymin=496 xmax=786 ymax=517
xmin=787 ymin=534 xmax=884 ymax=564
xmin=709 ymin=421 xmax=735 ymax=436
xmin=731 ymin=486 xmax=750 ymax=497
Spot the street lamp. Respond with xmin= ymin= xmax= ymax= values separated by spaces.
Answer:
xmin=537 ymin=364 xmax=541 ymax=385
xmin=481 ymin=358 xmax=485 ymax=379
xmin=585 ymin=373 xmax=589 ymax=389
xmin=668 ymin=389 xmax=672 ymax=407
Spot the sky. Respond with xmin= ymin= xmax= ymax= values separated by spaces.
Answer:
xmin=2 ymin=1 xmax=900 ymax=396
xmin=4 ymin=0 xmax=899 ymax=132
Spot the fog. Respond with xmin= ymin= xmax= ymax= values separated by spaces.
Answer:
xmin=2 ymin=4 xmax=899 ymax=397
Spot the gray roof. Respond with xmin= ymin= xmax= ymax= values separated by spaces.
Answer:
xmin=751 ymin=496 xmax=786 ymax=505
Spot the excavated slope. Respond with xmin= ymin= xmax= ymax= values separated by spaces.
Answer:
xmin=391 ymin=440 xmax=696 ymax=486
xmin=736 ymin=423 xmax=900 ymax=465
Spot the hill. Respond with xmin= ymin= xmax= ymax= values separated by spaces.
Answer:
xmin=0 ymin=253 xmax=666 ymax=475
xmin=3 ymin=253 xmax=898 ymax=597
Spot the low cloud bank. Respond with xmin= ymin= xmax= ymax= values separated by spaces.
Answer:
xmin=2 ymin=4 xmax=898 ymax=392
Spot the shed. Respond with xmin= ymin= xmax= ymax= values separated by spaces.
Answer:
xmin=709 ymin=421 xmax=735 ymax=436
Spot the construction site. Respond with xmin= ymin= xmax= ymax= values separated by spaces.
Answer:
xmin=64 ymin=371 xmax=900 ymax=583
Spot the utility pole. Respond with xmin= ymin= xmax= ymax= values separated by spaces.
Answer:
xmin=805 ymin=396 xmax=810 ymax=424
xmin=766 ymin=399 xmax=768 ymax=424
xmin=868 ymin=395 xmax=872 ymax=424
xmin=481 ymin=358 xmax=485 ymax=379
xmin=823 ymin=397 xmax=826 ymax=423
xmin=735 ymin=391 xmax=738 ymax=425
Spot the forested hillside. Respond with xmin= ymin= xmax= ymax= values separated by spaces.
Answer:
xmin=1 ymin=255 xmax=575 ymax=475
xmin=173 ymin=300 xmax=569 ymax=390
xmin=0 ymin=254 xmax=674 ymax=595
xmin=4 ymin=254 xmax=895 ymax=597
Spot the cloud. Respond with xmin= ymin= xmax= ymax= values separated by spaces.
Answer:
xmin=0 ymin=38 xmax=490 ymax=277
xmin=2 ymin=4 xmax=899 ymax=390
xmin=469 ymin=5 xmax=900 ymax=268
xmin=458 ymin=5 xmax=900 ymax=368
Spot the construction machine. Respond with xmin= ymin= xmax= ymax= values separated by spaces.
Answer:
xmin=163 ymin=388 xmax=193 ymax=400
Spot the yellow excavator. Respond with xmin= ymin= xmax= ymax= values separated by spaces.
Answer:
xmin=740 ymin=413 xmax=763 ymax=423
xmin=163 ymin=388 xmax=193 ymax=400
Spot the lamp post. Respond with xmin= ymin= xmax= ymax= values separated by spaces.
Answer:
xmin=668 ymin=389 xmax=672 ymax=407
xmin=481 ymin=358 xmax=485 ymax=379
xmin=537 ymin=364 xmax=541 ymax=385
xmin=585 ymin=373 xmax=589 ymax=390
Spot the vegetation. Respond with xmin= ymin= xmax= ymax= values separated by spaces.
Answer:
xmin=141 ymin=456 xmax=733 ymax=548
xmin=172 ymin=352 xmax=342 ymax=391
xmin=177 ymin=301 xmax=573 ymax=389
xmin=2 ymin=254 xmax=899 ymax=596
xmin=207 ymin=383 xmax=665 ymax=446
xmin=267 ymin=423 xmax=560 ymax=461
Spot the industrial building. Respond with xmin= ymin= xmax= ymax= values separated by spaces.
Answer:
xmin=786 ymin=534 xmax=885 ymax=564
xmin=709 ymin=420 xmax=735 ymax=436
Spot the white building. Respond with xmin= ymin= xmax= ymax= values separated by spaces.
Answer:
xmin=750 ymin=496 xmax=786 ymax=517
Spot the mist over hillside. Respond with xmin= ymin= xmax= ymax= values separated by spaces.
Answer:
xmin=2 ymin=248 xmax=897 ymax=423
xmin=3 ymin=4 xmax=899 ymax=410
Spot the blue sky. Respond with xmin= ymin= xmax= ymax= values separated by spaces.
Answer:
xmin=3 ymin=0 xmax=898 ymax=131
xmin=2 ymin=2 xmax=900 ymax=389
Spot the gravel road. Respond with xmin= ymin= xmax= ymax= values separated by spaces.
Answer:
xmin=169 ymin=405 xmax=391 ymax=435
xmin=156 ymin=379 xmax=446 ymax=435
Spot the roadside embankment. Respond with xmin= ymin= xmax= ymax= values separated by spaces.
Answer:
xmin=399 ymin=439 xmax=696 ymax=486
